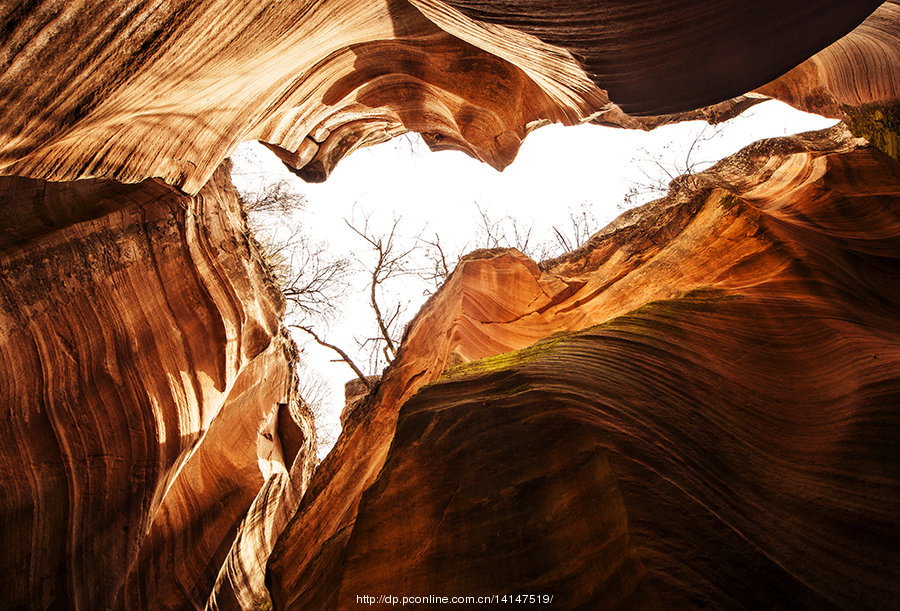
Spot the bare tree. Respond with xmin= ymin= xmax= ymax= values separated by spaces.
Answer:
xmin=239 ymin=180 xmax=372 ymax=388
xmin=474 ymin=202 xmax=540 ymax=256
xmin=281 ymin=240 xmax=350 ymax=319
xmin=241 ymin=175 xmax=600 ymax=392
xmin=624 ymin=122 xmax=724 ymax=208
xmin=291 ymin=324 xmax=372 ymax=389
xmin=242 ymin=182 xmax=422 ymax=386
xmin=474 ymin=202 xmax=505 ymax=248
xmin=418 ymin=200 xmax=601 ymax=290
xmin=295 ymin=365 xmax=340 ymax=457
xmin=419 ymin=232 xmax=454 ymax=289
xmin=549 ymin=201 xmax=598 ymax=254
xmin=418 ymin=200 xmax=601 ymax=288
xmin=242 ymin=178 xmax=306 ymax=217
xmin=345 ymin=213 xmax=418 ymax=372
xmin=275 ymin=236 xmax=373 ymax=387
xmin=248 ymin=219 xmax=352 ymax=321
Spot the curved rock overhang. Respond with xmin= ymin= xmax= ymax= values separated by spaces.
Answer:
xmin=0 ymin=1 xmax=895 ymax=193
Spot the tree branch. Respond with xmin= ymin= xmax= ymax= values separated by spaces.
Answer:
xmin=290 ymin=324 xmax=372 ymax=388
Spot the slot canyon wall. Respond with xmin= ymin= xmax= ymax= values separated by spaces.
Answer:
xmin=271 ymin=125 xmax=900 ymax=609
xmin=0 ymin=1 xmax=898 ymax=609
xmin=0 ymin=164 xmax=317 ymax=609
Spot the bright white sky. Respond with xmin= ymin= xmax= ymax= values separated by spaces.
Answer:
xmin=231 ymin=100 xmax=836 ymax=457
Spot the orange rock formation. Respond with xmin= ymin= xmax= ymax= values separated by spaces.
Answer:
xmin=0 ymin=1 xmax=893 ymax=192
xmin=0 ymin=1 xmax=898 ymax=610
xmin=0 ymin=166 xmax=316 ymax=608
xmin=267 ymin=125 xmax=900 ymax=608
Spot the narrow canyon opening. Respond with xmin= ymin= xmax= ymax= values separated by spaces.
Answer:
xmin=230 ymin=100 xmax=836 ymax=459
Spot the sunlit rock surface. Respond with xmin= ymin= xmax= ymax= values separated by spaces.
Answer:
xmin=268 ymin=125 xmax=900 ymax=609
xmin=0 ymin=165 xmax=315 ymax=609
xmin=0 ymin=1 xmax=890 ymax=191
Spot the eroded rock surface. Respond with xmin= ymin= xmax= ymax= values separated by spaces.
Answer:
xmin=268 ymin=125 xmax=900 ymax=609
xmin=0 ymin=1 xmax=892 ymax=192
xmin=0 ymin=165 xmax=315 ymax=609
xmin=0 ymin=2 xmax=898 ymax=610
xmin=756 ymin=1 xmax=900 ymax=117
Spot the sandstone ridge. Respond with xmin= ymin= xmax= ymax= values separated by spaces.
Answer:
xmin=0 ymin=166 xmax=316 ymax=609
xmin=267 ymin=124 xmax=900 ymax=609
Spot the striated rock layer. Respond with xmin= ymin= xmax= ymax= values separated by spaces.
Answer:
xmin=268 ymin=125 xmax=900 ymax=608
xmin=0 ymin=165 xmax=315 ymax=609
xmin=0 ymin=1 xmax=893 ymax=192
xmin=756 ymin=1 xmax=900 ymax=117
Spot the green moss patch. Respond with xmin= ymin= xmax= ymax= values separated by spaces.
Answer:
xmin=440 ymin=288 xmax=737 ymax=381
xmin=441 ymin=333 xmax=571 ymax=380
xmin=843 ymin=103 xmax=900 ymax=160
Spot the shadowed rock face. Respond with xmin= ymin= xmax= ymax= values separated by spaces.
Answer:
xmin=431 ymin=0 xmax=882 ymax=115
xmin=268 ymin=125 xmax=900 ymax=609
xmin=757 ymin=1 xmax=900 ymax=116
xmin=0 ymin=166 xmax=316 ymax=609
xmin=1 ymin=2 xmax=899 ymax=610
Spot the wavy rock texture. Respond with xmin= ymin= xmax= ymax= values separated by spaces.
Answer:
xmin=757 ymin=1 xmax=900 ymax=116
xmin=268 ymin=126 xmax=900 ymax=608
xmin=0 ymin=165 xmax=315 ymax=609
xmin=755 ymin=1 xmax=900 ymax=159
xmin=426 ymin=0 xmax=882 ymax=115
xmin=204 ymin=401 xmax=316 ymax=611
xmin=0 ymin=1 xmax=890 ymax=192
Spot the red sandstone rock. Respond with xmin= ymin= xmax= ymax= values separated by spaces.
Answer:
xmin=757 ymin=1 xmax=900 ymax=117
xmin=0 ymin=2 xmax=891 ymax=192
xmin=0 ymin=165 xmax=315 ymax=609
xmin=268 ymin=125 xmax=900 ymax=608
xmin=0 ymin=2 xmax=898 ymax=610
